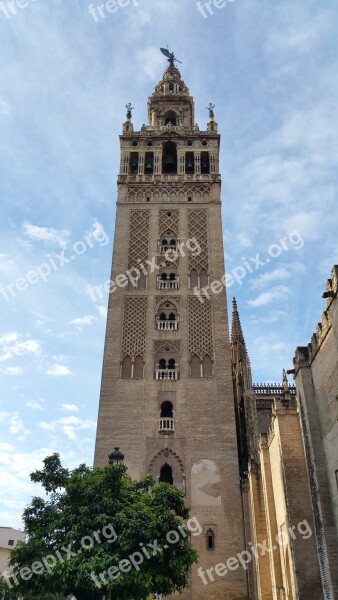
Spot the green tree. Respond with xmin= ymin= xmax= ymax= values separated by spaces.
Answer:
xmin=8 ymin=454 xmax=197 ymax=600
xmin=0 ymin=577 xmax=18 ymax=600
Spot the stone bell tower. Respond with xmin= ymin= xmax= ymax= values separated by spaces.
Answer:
xmin=94 ymin=56 xmax=247 ymax=599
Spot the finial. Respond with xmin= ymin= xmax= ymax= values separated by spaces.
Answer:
xmin=206 ymin=103 xmax=215 ymax=120
xmin=125 ymin=103 xmax=134 ymax=120
xmin=160 ymin=46 xmax=182 ymax=68
xmin=282 ymin=369 xmax=289 ymax=391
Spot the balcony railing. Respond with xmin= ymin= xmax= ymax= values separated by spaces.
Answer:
xmin=158 ymin=418 xmax=175 ymax=433
xmin=155 ymin=369 xmax=178 ymax=380
xmin=157 ymin=319 xmax=179 ymax=331
xmin=157 ymin=277 xmax=179 ymax=290
xmin=160 ymin=245 xmax=177 ymax=254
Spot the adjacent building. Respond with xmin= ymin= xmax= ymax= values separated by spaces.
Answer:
xmin=0 ymin=527 xmax=25 ymax=577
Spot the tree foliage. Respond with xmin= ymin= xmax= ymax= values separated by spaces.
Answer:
xmin=8 ymin=454 xmax=197 ymax=600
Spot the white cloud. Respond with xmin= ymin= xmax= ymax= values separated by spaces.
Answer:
xmin=265 ymin=11 xmax=332 ymax=55
xmin=0 ymin=253 xmax=17 ymax=276
xmin=39 ymin=416 xmax=96 ymax=440
xmin=85 ymin=220 xmax=109 ymax=247
xmin=96 ymin=305 xmax=107 ymax=319
xmin=46 ymin=364 xmax=73 ymax=377
xmin=68 ymin=315 xmax=97 ymax=330
xmin=0 ymin=447 xmax=61 ymax=527
xmin=0 ymin=411 xmax=30 ymax=440
xmin=247 ymin=285 xmax=290 ymax=308
xmin=0 ymin=333 xmax=41 ymax=362
xmin=0 ymin=98 xmax=12 ymax=115
xmin=22 ymin=222 xmax=70 ymax=249
xmin=250 ymin=268 xmax=291 ymax=290
xmin=135 ymin=46 xmax=168 ymax=81
xmin=284 ymin=211 xmax=323 ymax=241
xmin=61 ymin=404 xmax=79 ymax=412
xmin=26 ymin=401 xmax=44 ymax=410
xmin=3 ymin=366 xmax=22 ymax=376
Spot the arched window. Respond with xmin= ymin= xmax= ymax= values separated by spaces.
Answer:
xmin=168 ymin=358 xmax=176 ymax=370
xmin=121 ymin=356 xmax=132 ymax=379
xmin=159 ymin=463 xmax=173 ymax=485
xmin=168 ymin=312 xmax=176 ymax=321
xmin=138 ymin=272 xmax=147 ymax=289
xmin=159 ymin=312 xmax=167 ymax=321
xmin=164 ymin=111 xmax=177 ymax=126
xmin=162 ymin=141 xmax=177 ymax=174
xmin=134 ymin=356 xmax=143 ymax=379
xmin=191 ymin=355 xmax=201 ymax=378
xmin=160 ymin=401 xmax=173 ymax=418
xmin=169 ymin=272 xmax=176 ymax=281
xmin=129 ymin=152 xmax=139 ymax=174
xmin=161 ymin=272 xmax=168 ymax=281
xmin=190 ymin=269 xmax=198 ymax=288
xmin=206 ymin=528 xmax=215 ymax=550
xmin=202 ymin=355 xmax=213 ymax=377
xmin=185 ymin=152 xmax=195 ymax=174
xmin=144 ymin=152 xmax=154 ymax=174
xmin=201 ymin=151 xmax=210 ymax=174
xmin=159 ymin=358 xmax=167 ymax=370
xmin=200 ymin=269 xmax=208 ymax=287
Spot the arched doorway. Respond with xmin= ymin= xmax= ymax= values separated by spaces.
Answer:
xmin=159 ymin=463 xmax=173 ymax=485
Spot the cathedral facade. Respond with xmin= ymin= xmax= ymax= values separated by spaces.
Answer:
xmin=94 ymin=61 xmax=338 ymax=599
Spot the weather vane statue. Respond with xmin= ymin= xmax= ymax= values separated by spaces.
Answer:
xmin=160 ymin=46 xmax=182 ymax=68
xmin=206 ymin=102 xmax=215 ymax=119
xmin=125 ymin=103 xmax=134 ymax=120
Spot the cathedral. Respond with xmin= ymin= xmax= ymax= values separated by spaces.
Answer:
xmin=94 ymin=57 xmax=338 ymax=599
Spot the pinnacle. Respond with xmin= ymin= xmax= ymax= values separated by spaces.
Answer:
xmin=231 ymin=297 xmax=246 ymax=347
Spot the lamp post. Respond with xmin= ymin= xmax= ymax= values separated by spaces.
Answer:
xmin=108 ymin=447 xmax=125 ymax=465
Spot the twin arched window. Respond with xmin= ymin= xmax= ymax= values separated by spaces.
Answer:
xmin=191 ymin=355 xmax=213 ymax=378
xmin=121 ymin=356 xmax=143 ymax=379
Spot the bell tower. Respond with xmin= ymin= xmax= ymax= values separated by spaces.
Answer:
xmin=94 ymin=56 xmax=247 ymax=599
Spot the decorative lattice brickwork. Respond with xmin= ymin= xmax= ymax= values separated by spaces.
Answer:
xmin=154 ymin=296 xmax=180 ymax=312
xmin=128 ymin=210 xmax=149 ymax=269
xmin=122 ymin=297 xmax=147 ymax=359
xmin=154 ymin=340 xmax=180 ymax=354
xmin=159 ymin=209 xmax=179 ymax=236
xmin=189 ymin=297 xmax=213 ymax=359
xmin=188 ymin=209 xmax=208 ymax=271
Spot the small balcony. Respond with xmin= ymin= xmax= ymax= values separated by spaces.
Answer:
xmin=155 ymin=369 xmax=178 ymax=380
xmin=158 ymin=417 xmax=175 ymax=433
xmin=157 ymin=318 xmax=179 ymax=331
xmin=157 ymin=276 xmax=180 ymax=290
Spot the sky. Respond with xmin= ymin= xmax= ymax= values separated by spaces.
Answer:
xmin=0 ymin=0 xmax=338 ymax=528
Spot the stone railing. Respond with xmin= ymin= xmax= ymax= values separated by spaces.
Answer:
xmin=158 ymin=418 xmax=175 ymax=433
xmin=157 ymin=320 xmax=179 ymax=330
xmin=157 ymin=278 xmax=179 ymax=290
xmin=155 ymin=369 xmax=178 ymax=380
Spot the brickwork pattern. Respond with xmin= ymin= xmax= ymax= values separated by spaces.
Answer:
xmin=188 ymin=209 xmax=208 ymax=271
xmin=121 ymin=297 xmax=147 ymax=359
xmin=188 ymin=297 xmax=213 ymax=359
xmin=159 ymin=209 xmax=179 ymax=236
xmin=128 ymin=210 xmax=149 ymax=269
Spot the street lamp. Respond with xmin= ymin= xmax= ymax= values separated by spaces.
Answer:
xmin=108 ymin=447 xmax=125 ymax=465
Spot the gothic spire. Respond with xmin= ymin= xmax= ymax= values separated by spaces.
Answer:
xmin=231 ymin=297 xmax=252 ymax=392
xmin=231 ymin=297 xmax=246 ymax=347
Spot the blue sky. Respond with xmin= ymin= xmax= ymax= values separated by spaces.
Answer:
xmin=0 ymin=0 xmax=338 ymax=527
